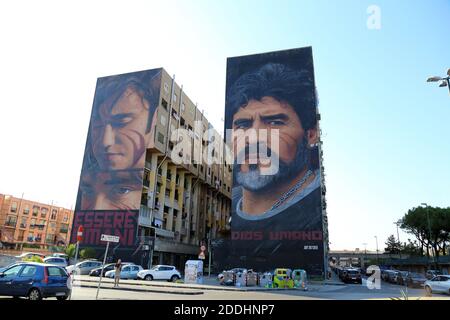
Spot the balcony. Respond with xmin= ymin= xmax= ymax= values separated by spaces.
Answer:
xmin=60 ymin=228 xmax=69 ymax=234
xmin=20 ymin=223 xmax=27 ymax=229
xmin=4 ymin=222 xmax=17 ymax=228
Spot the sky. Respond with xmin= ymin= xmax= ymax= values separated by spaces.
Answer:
xmin=0 ymin=0 xmax=449 ymax=251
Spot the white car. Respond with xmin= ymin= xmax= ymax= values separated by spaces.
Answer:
xmin=137 ymin=265 xmax=181 ymax=282
xmin=43 ymin=257 xmax=68 ymax=267
xmin=424 ymin=275 xmax=450 ymax=296
xmin=105 ymin=264 xmax=143 ymax=280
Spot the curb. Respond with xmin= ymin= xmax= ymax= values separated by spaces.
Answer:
xmin=77 ymin=278 xmax=319 ymax=292
xmin=76 ymin=283 xmax=204 ymax=295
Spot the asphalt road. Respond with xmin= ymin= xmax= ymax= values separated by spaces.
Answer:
xmin=1 ymin=277 xmax=449 ymax=300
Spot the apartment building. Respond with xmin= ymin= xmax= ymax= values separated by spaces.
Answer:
xmin=0 ymin=193 xmax=74 ymax=250
xmin=138 ymin=69 xmax=232 ymax=269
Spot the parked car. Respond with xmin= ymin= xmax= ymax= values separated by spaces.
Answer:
xmin=106 ymin=264 xmax=143 ymax=280
xmin=137 ymin=265 xmax=181 ymax=282
xmin=51 ymin=253 xmax=69 ymax=262
xmin=341 ymin=268 xmax=362 ymax=284
xmin=0 ymin=262 xmax=71 ymax=300
xmin=405 ymin=272 xmax=427 ymax=288
xmin=89 ymin=262 xmax=135 ymax=277
xmin=395 ymin=271 xmax=409 ymax=285
xmin=66 ymin=260 xmax=102 ymax=275
xmin=382 ymin=270 xmax=399 ymax=283
xmin=424 ymin=275 xmax=450 ymax=296
xmin=15 ymin=252 xmax=46 ymax=260
xmin=426 ymin=269 xmax=442 ymax=280
xmin=43 ymin=257 xmax=68 ymax=268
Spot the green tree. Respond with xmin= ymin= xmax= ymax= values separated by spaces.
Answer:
xmin=399 ymin=206 xmax=450 ymax=261
xmin=65 ymin=244 xmax=76 ymax=258
xmin=384 ymin=235 xmax=402 ymax=254
xmin=80 ymin=247 xmax=97 ymax=259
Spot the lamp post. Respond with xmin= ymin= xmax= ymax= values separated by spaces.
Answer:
xmin=394 ymin=221 xmax=402 ymax=259
xmin=374 ymin=236 xmax=379 ymax=265
xmin=421 ymin=203 xmax=437 ymax=270
xmin=362 ymin=243 xmax=367 ymax=269
xmin=426 ymin=69 xmax=450 ymax=95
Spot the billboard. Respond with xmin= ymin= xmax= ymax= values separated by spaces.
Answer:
xmin=72 ymin=69 xmax=162 ymax=251
xmin=218 ymin=47 xmax=325 ymax=275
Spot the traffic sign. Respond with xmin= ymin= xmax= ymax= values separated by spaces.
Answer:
xmin=100 ymin=234 xmax=120 ymax=243
xmin=77 ymin=225 xmax=83 ymax=242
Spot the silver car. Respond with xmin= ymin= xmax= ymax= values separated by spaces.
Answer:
xmin=424 ymin=275 xmax=450 ymax=296
xmin=43 ymin=257 xmax=68 ymax=267
xmin=66 ymin=260 xmax=102 ymax=275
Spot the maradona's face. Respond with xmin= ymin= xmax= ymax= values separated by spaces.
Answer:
xmin=232 ymin=96 xmax=305 ymax=173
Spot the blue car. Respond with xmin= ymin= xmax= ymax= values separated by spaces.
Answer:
xmin=0 ymin=262 xmax=71 ymax=300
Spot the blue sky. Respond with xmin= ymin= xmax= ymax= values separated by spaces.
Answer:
xmin=0 ymin=0 xmax=448 ymax=251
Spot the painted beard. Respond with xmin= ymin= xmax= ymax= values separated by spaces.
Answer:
xmin=234 ymin=137 xmax=309 ymax=193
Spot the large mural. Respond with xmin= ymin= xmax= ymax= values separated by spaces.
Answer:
xmin=218 ymin=47 xmax=325 ymax=275
xmin=72 ymin=69 xmax=161 ymax=249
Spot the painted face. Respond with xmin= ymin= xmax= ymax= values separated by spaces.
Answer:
xmin=91 ymin=85 xmax=151 ymax=170
xmin=79 ymin=170 xmax=142 ymax=210
xmin=232 ymin=96 xmax=315 ymax=191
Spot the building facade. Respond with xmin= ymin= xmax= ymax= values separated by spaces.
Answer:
xmin=72 ymin=68 xmax=232 ymax=271
xmin=139 ymin=69 xmax=232 ymax=268
xmin=0 ymin=193 xmax=74 ymax=250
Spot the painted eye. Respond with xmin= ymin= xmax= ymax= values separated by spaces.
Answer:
xmin=268 ymin=120 xmax=284 ymax=126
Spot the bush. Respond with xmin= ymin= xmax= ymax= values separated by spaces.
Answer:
xmin=80 ymin=247 xmax=97 ymax=259
xmin=65 ymin=244 xmax=76 ymax=258
xmin=23 ymin=256 xmax=44 ymax=263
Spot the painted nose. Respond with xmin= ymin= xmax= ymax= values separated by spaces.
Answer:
xmin=102 ymin=124 xmax=115 ymax=148
xmin=93 ymin=193 xmax=110 ymax=210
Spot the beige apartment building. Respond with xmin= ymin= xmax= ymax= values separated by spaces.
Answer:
xmin=0 ymin=194 xmax=74 ymax=251
xmin=134 ymin=68 xmax=232 ymax=268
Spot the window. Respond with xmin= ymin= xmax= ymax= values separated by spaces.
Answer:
xmin=164 ymin=82 xmax=169 ymax=93
xmin=20 ymin=266 xmax=37 ymax=278
xmin=181 ymin=103 xmax=185 ymax=113
xmin=4 ymin=265 xmax=23 ymax=277
xmin=160 ymin=114 xmax=167 ymax=126
xmin=63 ymin=214 xmax=68 ymax=223
xmin=20 ymin=217 xmax=27 ymax=228
xmin=5 ymin=215 xmax=17 ymax=227
xmin=158 ymin=132 xmax=165 ymax=144
xmin=161 ymin=98 xmax=168 ymax=110
xmin=41 ymin=207 xmax=48 ymax=218
xmin=11 ymin=202 xmax=18 ymax=213
xmin=23 ymin=205 xmax=30 ymax=215
xmin=51 ymin=209 xmax=57 ymax=220
xmin=173 ymin=93 xmax=177 ymax=103
xmin=27 ymin=232 xmax=34 ymax=242
xmin=47 ymin=267 xmax=65 ymax=277
xmin=32 ymin=206 xmax=39 ymax=217
xmin=60 ymin=224 xmax=69 ymax=233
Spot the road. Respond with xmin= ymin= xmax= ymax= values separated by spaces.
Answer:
xmin=1 ymin=276 xmax=449 ymax=300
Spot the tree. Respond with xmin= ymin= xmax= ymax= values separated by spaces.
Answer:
xmin=384 ymin=235 xmax=402 ymax=254
xmin=400 ymin=239 xmax=422 ymax=256
xmin=399 ymin=206 xmax=450 ymax=261
xmin=65 ymin=244 xmax=76 ymax=258
xmin=80 ymin=247 xmax=97 ymax=259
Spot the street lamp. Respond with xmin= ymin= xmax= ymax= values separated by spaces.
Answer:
xmin=421 ymin=203 xmax=437 ymax=270
xmin=394 ymin=221 xmax=402 ymax=259
xmin=374 ymin=236 xmax=379 ymax=265
xmin=427 ymin=68 xmax=450 ymax=95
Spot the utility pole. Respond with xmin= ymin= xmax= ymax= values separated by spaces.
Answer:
xmin=374 ymin=236 xmax=379 ymax=265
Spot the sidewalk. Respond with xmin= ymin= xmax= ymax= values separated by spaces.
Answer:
xmin=75 ymin=275 xmax=344 ymax=293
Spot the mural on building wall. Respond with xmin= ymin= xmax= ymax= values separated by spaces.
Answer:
xmin=218 ymin=47 xmax=325 ymax=275
xmin=73 ymin=69 xmax=162 ymax=248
